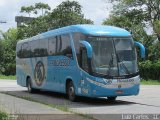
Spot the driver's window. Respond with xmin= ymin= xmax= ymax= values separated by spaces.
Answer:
xmin=81 ymin=49 xmax=89 ymax=72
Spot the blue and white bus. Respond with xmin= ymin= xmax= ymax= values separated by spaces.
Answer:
xmin=16 ymin=25 xmax=145 ymax=101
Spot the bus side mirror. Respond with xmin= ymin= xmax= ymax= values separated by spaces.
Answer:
xmin=79 ymin=41 xmax=93 ymax=58
xmin=134 ymin=41 xmax=145 ymax=59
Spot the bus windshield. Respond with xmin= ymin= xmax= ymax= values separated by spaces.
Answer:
xmin=87 ymin=37 xmax=137 ymax=77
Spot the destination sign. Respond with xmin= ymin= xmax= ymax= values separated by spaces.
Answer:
xmin=49 ymin=59 xmax=70 ymax=66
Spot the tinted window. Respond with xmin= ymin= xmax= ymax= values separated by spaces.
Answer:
xmin=57 ymin=34 xmax=72 ymax=57
xmin=21 ymin=42 xmax=30 ymax=58
xmin=17 ymin=42 xmax=30 ymax=58
xmin=56 ymin=36 xmax=62 ymax=53
xmin=48 ymin=37 xmax=56 ymax=56
xmin=73 ymin=33 xmax=80 ymax=54
xmin=39 ymin=39 xmax=48 ymax=56
xmin=82 ymin=49 xmax=89 ymax=72
xmin=17 ymin=43 xmax=22 ymax=58
xmin=30 ymin=40 xmax=39 ymax=57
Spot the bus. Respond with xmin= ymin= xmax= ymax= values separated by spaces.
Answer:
xmin=16 ymin=25 xmax=145 ymax=101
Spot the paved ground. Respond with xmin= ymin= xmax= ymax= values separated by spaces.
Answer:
xmin=0 ymin=80 xmax=89 ymax=120
xmin=0 ymin=80 xmax=160 ymax=120
xmin=0 ymin=93 xmax=65 ymax=114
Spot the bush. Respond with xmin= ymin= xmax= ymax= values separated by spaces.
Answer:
xmin=0 ymin=29 xmax=18 ymax=75
xmin=0 ymin=111 xmax=10 ymax=120
xmin=139 ymin=60 xmax=160 ymax=80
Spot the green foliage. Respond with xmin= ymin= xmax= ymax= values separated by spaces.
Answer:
xmin=141 ymin=79 xmax=160 ymax=85
xmin=35 ymin=2 xmax=51 ymax=15
xmin=21 ymin=2 xmax=51 ymax=16
xmin=50 ymin=0 xmax=93 ymax=28
xmin=18 ymin=0 xmax=93 ymax=39
xmin=153 ymin=20 xmax=160 ymax=35
xmin=21 ymin=5 xmax=36 ymax=17
xmin=17 ymin=15 xmax=51 ymax=38
xmin=0 ymin=29 xmax=18 ymax=75
xmin=0 ymin=110 xmax=10 ymax=120
xmin=139 ymin=60 xmax=160 ymax=80
xmin=0 ymin=75 xmax=16 ymax=80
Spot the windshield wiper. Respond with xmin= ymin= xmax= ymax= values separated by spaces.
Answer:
xmin=117 ymin=55 xmax=130 ymax=75
xmin=119 ymin=60 xmax=130 ymax=74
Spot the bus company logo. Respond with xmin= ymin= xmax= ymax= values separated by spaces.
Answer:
xmin=34 ymin=61 xmax=45 ymax=86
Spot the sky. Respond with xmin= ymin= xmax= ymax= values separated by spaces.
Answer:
xmin=0 ymin=0 xmax=112 ymax=32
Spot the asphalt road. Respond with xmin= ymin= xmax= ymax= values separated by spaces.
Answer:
xmin=0 ymin=80 xmax=160 ymax=120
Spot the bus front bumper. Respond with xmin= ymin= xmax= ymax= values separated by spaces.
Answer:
xmin=89 ymin=84 xmax=140 ymax=97
xmin=78 ymin=77 xmax=140 ymax=98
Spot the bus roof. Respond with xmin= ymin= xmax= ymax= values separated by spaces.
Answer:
xmin=45 ymin=24 xmax=131 ymax=37
xmin=18 ymin=24 xmax=131 ymax=43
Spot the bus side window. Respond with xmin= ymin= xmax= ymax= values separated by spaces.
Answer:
xmin=57 ymin=34 xmax=73 ymax=58
xmin=72 ymin=33 xmax=80 ymax=54
xmin=17 ymin=43 xmax=22 ymax=58
xmin=30 ymin=40 xmax=39 ymax=57
xmin=39 ymin=39 xmax=48 ymax=56
xmin=48 ymin=37 xmax=56 ymax=56
xmin=21 ymin=42 xmax=30 ymax=58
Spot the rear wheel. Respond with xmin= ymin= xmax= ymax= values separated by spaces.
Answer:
xmin=107 ymin=96 xmax=117 ymax=102
xmin=27 ymin=77 xmax=35 ymax=93
xmin=67 ymin=81 xmax=76 ymax=102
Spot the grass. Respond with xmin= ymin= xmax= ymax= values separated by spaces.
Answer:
xmin=0 ymin=75 xmax=16 ymax=80
xmin=141 ymin=79 xmax=160 ymax=85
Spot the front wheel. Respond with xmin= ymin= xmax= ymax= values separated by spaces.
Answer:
xmin=107 ymin=96 xmax=117 ymax=102
xmin=67 ymin=81 xmax=76 ymax=102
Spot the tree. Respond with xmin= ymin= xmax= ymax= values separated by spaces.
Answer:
xmin=0 ymin=40 xmax=3 ymax=74
xmin=17 ymin=1 xmax=93 ymax=39
xmin=106 ymin=0 xmax=160 ymax=40
xmin=35 ymin=2 xmax=51 ymax=15
xmin=50 ymin=0 xmax=93 ymax=28
xmin=0 ymin=29 xmax=18 ymax=75
xmin=21 ymin=6 xmax=36 ymax=17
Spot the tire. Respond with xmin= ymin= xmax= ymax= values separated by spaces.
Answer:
xmin=107 ymin=96 xmax=117 ymax=102
xmin=67 ymin=81 xmax=76 ymax=102
xmin=27 ymin=77 xmax=35 ymax=93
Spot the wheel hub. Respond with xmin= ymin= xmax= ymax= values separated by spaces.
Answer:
xmin=69 ymin=87 xmax=74 ymax=97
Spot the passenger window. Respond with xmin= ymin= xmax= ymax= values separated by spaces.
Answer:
xmin=57 ymin=35 xmax=73 ymax=58
xmin=48 ymin=37 xmax=56 ymax=56
xmin=56 ymin=36 xmax=62 ymax=53
xmin=30 ymin=40 xmax=39 ymax=57
xmin=39 ymin=39 xmax=48 ymax=56
xmin=21 ymin=42 xmax=30 ymax=58
xmin=17 ymin=43 xmax=22 ymax=58
xmin=72 ymin=33 xmax=81 ymax=54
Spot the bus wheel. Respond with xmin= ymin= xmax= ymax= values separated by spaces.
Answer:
xmin=67 ymin=81 xmax=76 ymax=102
xmin=27 ymin=77 xmax=34 ymax=93
xmin=107 ymin=97 xmax=117 ymax=102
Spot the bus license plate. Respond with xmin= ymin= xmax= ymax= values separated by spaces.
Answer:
xmin=116 ymin=90 xmax=123 ymax=94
